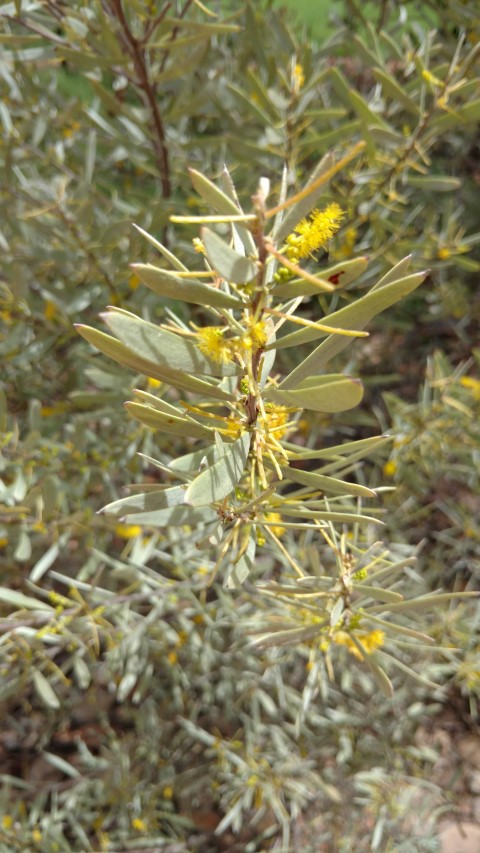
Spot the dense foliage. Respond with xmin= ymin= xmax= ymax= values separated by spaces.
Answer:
xmin=0 ymin=1 xmax=479 ymax=850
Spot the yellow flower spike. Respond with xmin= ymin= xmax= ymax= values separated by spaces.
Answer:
xmin=292 ymin=62 xmax=305 ymax=94
xmin=383 ymin=460 xmax=397 ymax=478
xmin=422 ymin=69 xmax=444 ymax=88
xmin=333 ymin=629 xmax=385 ymax=659
xmin=192 ymin=237 xmax=205 ymax=254
xmin=264 ymin=512 xmax=285 ymax=538
xmin=114 ymin=523 xmax=142 ymax=539
xmin=286 ymin=203 xmax=345 ymax=260
xmin=196 ymin=327 xmax=233 ymax=364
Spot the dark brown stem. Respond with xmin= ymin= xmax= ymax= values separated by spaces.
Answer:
xmin=159 ymin=0 xmax=194 ymax=73
xmin=108 ymin=0 xmax=171 ymax=199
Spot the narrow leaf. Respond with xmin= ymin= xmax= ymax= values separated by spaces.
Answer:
xmin=202 ymin=227 xmax=257 ymax=284
xmin=278 ymin=271 xmax=427 ymax=385
xmin=125 ymin=401 xmax=213 ymax=439
xmin=185 ymin=432 xmax=251 ymax=506
xmin=280 ymin=465 xmax=376 ymax=498
xmin=267 ymin=375 xmax=364 ymax=413
xmin=131 ymin=263 xmax=242 ymax=308
xmin=102 ymin=485 xmax=186 ymax=516
xmin=0 ymin=588 xmax=53 ymax=612
xmin=273 ymin=257 xmax=368 ymax=298
xmin=101 ymin=307 xmax=240 ymax=377
xmin=75 ymin=325 xmax=235 ymax=401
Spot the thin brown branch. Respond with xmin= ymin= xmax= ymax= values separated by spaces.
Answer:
xmin=108 ymin=0 xmax=172 ymax=199
xmin=159 ymin=0 xmax=194 ymax=73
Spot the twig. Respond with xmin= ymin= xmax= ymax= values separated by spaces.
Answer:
xmin=108 ymin=0 xmax=172 ymax=199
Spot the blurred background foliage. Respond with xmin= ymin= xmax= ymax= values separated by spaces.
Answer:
xmin=0 ymin=0 xmax=479 ymax=850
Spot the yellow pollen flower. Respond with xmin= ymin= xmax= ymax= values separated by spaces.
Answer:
xmin=193 ymin=237 xmax=205 ymax=254
xmin=293 ymin=63 xmax=305 ymax=90
xmin=334 ymin=629 xmax=385 ymax=659
xmin=422 ymin=69 xmax=444 ymax=88
xmin=197 ymin=326 xmax=232 ymax=363
xmin=264 ymin=512 xmax=285 ymax=538
xmin=114 ymin=523 xmax=142 ymax=539
xmin=286 ymin=203 xmax=345 ymax=260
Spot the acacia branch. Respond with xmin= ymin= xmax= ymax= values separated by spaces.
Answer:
xmin=108 ymin=0 xmax=172 ymax=200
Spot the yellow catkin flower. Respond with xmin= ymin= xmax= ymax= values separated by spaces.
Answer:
xmin=263 ymin=403 xmax=291 ymax=440
xmin=197 ymin=327 xmax=232 ymax=364
xmin=422 ymin=69 xmax=444 ymax=88
xmin=2 ymin=815 xmax=14 ymax=830
xmin=383 ymin=460 xmax=397 ymax=477
xmin=460 ymin=376 xmax=480 ymax=401
xmin=192 ymin=237 xmax=205 ymax=254
xmin=241 ymin=320 xmax=268 ymax=353
xmin=44 ymin=300 xmax=58 ymax=321
xmin=437 ymin=247 xmax=451 ymax=260
xmin=31 ymin=828 xmax=42 ymax=843
xmin=293 ymin=62 xmax=305 ymax=90
xmin=114 ymin=523 xmax=142 ymax=539
xmin=264 ymin=512 xmax=285 ymax=538
xmin=286 ymin=203 xmax=345 ymax=261
xmin=167 ymin=650 xmax=178 ymax=665
xmin=131 ymin=818 xmax=147 ymax=832
xmin=334 ymin=629 xmax=385 ymax=659
xmin=147 ymin=377 xmax=162 ymax=389
xmin=162 ymin=785 xmax=174 ymax=799
xmin=128 ymin=272 xmax=141 ymax=290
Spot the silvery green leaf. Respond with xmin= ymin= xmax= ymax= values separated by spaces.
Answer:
xmin=102 ymin=485 xmax=186 ymax=516
xmin=75 ymin=325 xmax=235 ymax=401
xmin=267 ymin=374 xmax=363 ymax=413
xmin=32 ymin=671 xmax=60 ymax=710
xmin=201 ymin=227 xmax=257 ymax=284
xmin=30 ymin=531 xmax=71 ymax=583
xmin=272 ymin=507 xmax=383 ymax=525
xmin=280 ymin=465 xmax=376 ymax=498
xmin=189 ymin=167 xmax=244 ymax=216
xmin=286 ymin=434 xmax=392 ymax=461
xmin=278 ymin=271 xmax=427 ymax=384
xmin=370 ymin=255 xmax=412 ymax=292
xmin=131 ymin=263 xmax=242 ymax=308
xmin=353 ymin=585 xmax=403 ymax=603
xmin=125 ymin=401 xmax=214 ymax=439
xmin=220 ymin=165 xmax=257 ymax=255
xmin=132 ymin=225 xmax=188 ymax=271
xmin=225 ymin=536 xmax=256 ymax=589
xmin=330 ymin=597 xmax=345 ymax=626
xmin=185 ymin=431 xmax=251 ymax=506
xmin=273 ymin=257 xmax=368 ymax=298
xmin=372 ymin=68 xmax=420 ymax=115
xmin=101 ymin=307 xmax=240 ymax=377
xmin=124 ymin=505 xmax=217 ymax=527
xmin=0 ymin=588 xmax=54 ymax=612
xmin=405 ymin=175 xmax=462 ymax=191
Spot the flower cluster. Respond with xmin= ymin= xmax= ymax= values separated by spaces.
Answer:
xmin=286 ymin=203 xmax=345 ymax=262
xmin=196 ymin=319 xmax=267 ymax=364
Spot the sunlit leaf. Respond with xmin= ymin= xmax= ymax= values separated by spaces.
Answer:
xmin=75 ymin=325 xmax=236 ymax=401
xmin=201 ymin=227 xmax=257 ymax=284
xmin=125 ymin=400 xmax=214 ymax=439
xmin=131 ymin=263 xmax=242 ymax=308
xmin=101 ymin=307 xmax=240 ymax=377
xmin=277 ymin=271 xmax=427 ymax=383
xmin=185 ymin=431 xmax=251 ymax=506
xmin=267 ymin=374 xmax=364 ymax=413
